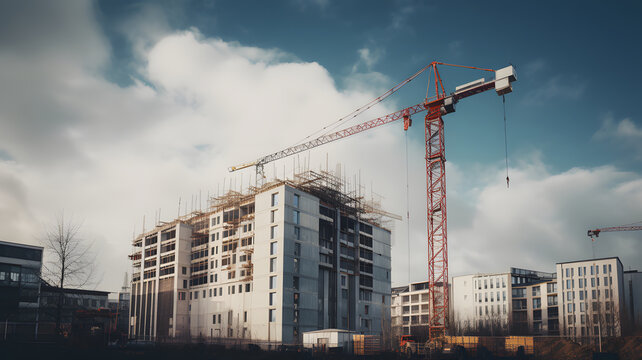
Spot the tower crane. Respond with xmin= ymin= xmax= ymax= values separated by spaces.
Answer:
xmin=229 ymin=61 xmax=517 ymax=339
xmin=588 ymin=223 xmax=642 ymax=239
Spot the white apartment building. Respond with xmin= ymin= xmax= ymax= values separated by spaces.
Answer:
xmin=556 ymin=257 xmax=624 ymax=338
xmin=510 ymin=279 xmax=559 ymax=335
xmin=129 ymin=172 xmax=392 ymax=345
xmin=451 ymin=268 xmax=556 ymax=335
xmin=391 ymin=281 xmax=430 ymax=339
xmin=451 ymin=272 xmax=511 ymax=334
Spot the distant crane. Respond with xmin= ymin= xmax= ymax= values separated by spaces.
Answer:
xmin=588 ymin=222 xmax=642 ymax=239
xmin=230 ymin=61 xmax=516 ymax=339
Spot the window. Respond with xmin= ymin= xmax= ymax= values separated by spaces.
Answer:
xmin=532 ymin=298 xmax=541 ymax=309
xmin=548 ymin=295 xmax=558 ymax=306
xmin=270 ymin=258 xmax=277 ymax=272
xmin=293 ymin=194 xmax=300 ymax=208
xmin=603 ymin=265 xmax=607 ymax=274
xmin=270 ymin=241 xmax=278 ymax=255
xmin=294 ymin=227 xmax=301 ymax=240
xmin=293 ymin=210 xmax=300 ymax=225
xmin=245 ymin=283 xmax=251 ymax=292
xmin=512 ymin=288 xmax=526 ymax=298
xmin=294 ymin=258 xmax=299 ymax=274
xmin=269 ymin=292 xmax=275 ymax=306
xmin=244 ymin=311 xmax=247 ymax=322
xmin=269 ymin=309 xmax=276 ymax=322
xmin=270 ymin=275 xmax=277 ymax=289
xmin=271 ymin=193 xmax=279 ymax=207
xmin=294 ymin=242 xmax=301 ymax=256
xmin=270 ymin=226 xmax=278 ymax=239
xmin=271 ymin=210 xmax=277 ymax=223
xmin=293 ymin=276 xmax=299 ymax=290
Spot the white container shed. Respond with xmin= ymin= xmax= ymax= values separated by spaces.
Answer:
xmin=303 ymin=329 xmax=355 ymax=352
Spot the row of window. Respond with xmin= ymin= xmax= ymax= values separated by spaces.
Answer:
xmin=565 ymin=288 xmax=614 ymax=302
xmin=266 ymin=191 xmax=279 ymax=326
xmin=476 ymin=290 xmax=507 ymax=303
xmin=402 ymin=294 xmax=429 ymax=303
xmin=564 ymin=276 xmax=612 ymax=290
xmin=475 ymin=277 xmax=507 ymax=290
xmin=477 ymin=304 xmax=507 ymax=316
xmin=564 ymin=264 xmax=612 ymax=278
xmin=189 ymin=283 xmax=253 ymax=300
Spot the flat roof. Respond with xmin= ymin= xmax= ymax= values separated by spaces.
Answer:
xmin=0 ymin=240 xmax=43 ymax=251
xmin=303 ymin=329 xmax=354 ymax=334
xmin=556 ymin=256 xmax=622 ymax=266
xmin=41 ymin=283 xmax=110 ymax=297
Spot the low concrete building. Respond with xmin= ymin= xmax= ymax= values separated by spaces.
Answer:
xmin=38 ymin=283 xmax=110 ymax=337
xmin=451 ymin=268 xmax=556 ymax=335
xmin=510 ymin=278 xmax=559 ymax=335
xmin=0 ymin=240 xmax=43 ymax=340
xmin=391 ymin=281 xmax=430 ymax=341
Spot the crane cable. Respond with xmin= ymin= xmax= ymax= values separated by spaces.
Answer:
xmin=404 ymin=131 xmax=411 ymax=283
xmin=503 ymin=95 xmax=510 ymax=188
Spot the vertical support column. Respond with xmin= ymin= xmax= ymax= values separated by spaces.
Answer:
xmin=425 ymin=110 xmax=448 ymax=339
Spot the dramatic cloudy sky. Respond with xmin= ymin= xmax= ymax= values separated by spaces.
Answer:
xmin=1 ymin=1 xmax=641 ymax=294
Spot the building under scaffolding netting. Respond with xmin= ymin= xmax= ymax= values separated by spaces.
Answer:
xmin=128 ymin=169 xmax=396 ymax=347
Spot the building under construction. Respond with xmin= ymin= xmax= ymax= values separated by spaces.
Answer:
xmin=128 ymin=170 xmax=392 ymax=345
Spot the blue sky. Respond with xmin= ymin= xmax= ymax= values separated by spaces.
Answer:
xmin=0 ymin=1 xmax=641 ymax=292
xmin=96 ymin=0 xmax=642 ymax=173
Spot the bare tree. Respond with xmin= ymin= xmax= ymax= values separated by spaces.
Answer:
xmin=41 ymin=213 xmax=95 ymax=334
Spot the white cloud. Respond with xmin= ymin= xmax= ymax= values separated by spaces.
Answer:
xmin=445 ymin=159 xmax=642 ymax=280
xmin=0 ymin=3 xmax=639 ymax=294
xmin=388 ymin=150 xmax=642 ymax=286
xmin=594 ymin=115 xmax=642 ymax=159
xmin=0 ymin=5 xmax=402 ymax=292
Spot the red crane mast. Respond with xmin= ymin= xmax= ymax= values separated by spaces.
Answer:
xmin=230 ymin=61 xmax=516 ymax=338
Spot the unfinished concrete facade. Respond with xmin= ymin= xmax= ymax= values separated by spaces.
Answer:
xmin=128 ymin=170 xmax=392 ymax=345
